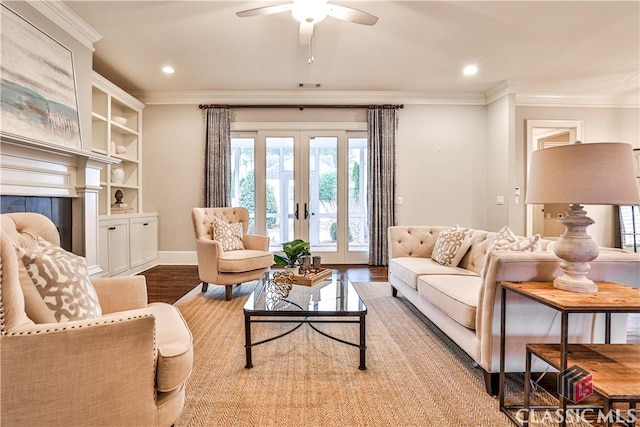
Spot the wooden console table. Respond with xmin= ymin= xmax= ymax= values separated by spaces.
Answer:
xmin=499 ymin=281 xmax=640 ymax=427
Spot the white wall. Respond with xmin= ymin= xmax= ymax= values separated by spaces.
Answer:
xmin=143 ymin=103 xmax=490 ymax=254
xmin=143 ymin=105 xmax=205 ymax=253
xmin=141 ymin=102 xmax=638 ymax=258
xmin=394 ymin=104 xmax=488 ymax=228
xmin=515 ymin=106 xmax=640 ymax=247
xmin=485 ymin=94 xmax=515 ymax=232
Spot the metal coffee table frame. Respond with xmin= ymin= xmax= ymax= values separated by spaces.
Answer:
xmin=243 ymin=271 xmax=367 ymax=370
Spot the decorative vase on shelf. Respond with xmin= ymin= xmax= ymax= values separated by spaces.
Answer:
xmin=116 ymin=145 xmax=127 ymax=155
xmin=111 ymin=167 xmax=125 ymax=184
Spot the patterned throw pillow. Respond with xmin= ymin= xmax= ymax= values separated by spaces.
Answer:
xmin=16 ymin=237 xmax=102 ymax=323
xmin=490 ymin=226 xmax=540 ymax=252
xmin=432 ymin=226 xmax=472 ymax=267
xmin=212 ymin=217 xmax=245 ymax=251
xmin=480 ymin=226 xmax=541 ymax=280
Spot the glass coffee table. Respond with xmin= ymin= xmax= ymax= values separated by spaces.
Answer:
xmin=243 ymin=271 xmax=367 ymax=370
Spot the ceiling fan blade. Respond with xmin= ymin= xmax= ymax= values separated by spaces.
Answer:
xmin=299 ymin=21 xmax=314 ymax=46
xmin=236 ymin=3 xmax=293 ymax=18
xmin=327 ymin=4 xmax=378 ymax=25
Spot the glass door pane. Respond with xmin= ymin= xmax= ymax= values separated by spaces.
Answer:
xmin=266 ymin=136 xmax=295 ymax=250
xmin=230 ymin=137 xmax=256 ymax=233
xmin=308 ymin=136 xmax=338 ymax=253
xmin=348 ymin=136 xmax=369 ymax=254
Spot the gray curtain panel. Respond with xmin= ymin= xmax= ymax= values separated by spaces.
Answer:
xmin=204 ymin=107 xmax=231 ymax=207
xmin=367 ymin=107 xmax=397 ymax=266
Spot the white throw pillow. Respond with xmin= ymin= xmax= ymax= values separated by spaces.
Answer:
xmin=212 ymin=216 xmax=245 ymax=251
xmin=16 ymin=237 xmax=102 ymax=323
xmin=490 ymin=226 xmax=540 ymax=252
xmin=432 ymin=226 xmax=472 ymax=267
xmin=480 ymin=226 xmax=541 ymax=279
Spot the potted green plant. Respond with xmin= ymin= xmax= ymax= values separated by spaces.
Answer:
xmin=274 ymin=239 xmax=310 ymax=271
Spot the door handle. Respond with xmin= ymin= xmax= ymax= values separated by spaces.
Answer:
xmin=295 ymin=203 xmax=299 ymax=220
xmin=304 ymin=203 xmax=309 ymax=220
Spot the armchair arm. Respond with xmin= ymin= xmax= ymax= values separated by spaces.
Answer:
xmin=195 ymin=238 xmax=223 ymax=282
xmin=2 ymin=315 xmax=159 ymax=426
xmin=244 ymin=234 xmax=270 ymax=251
xmin=91 ymin=275 xmax=148 ymax=314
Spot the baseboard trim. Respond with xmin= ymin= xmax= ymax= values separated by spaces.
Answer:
xmin=158 ymin=251 xmax=197 ymax=265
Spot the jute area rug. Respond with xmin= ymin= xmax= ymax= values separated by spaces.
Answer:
xmin=172 ymin=282 xmax=547 ymax=427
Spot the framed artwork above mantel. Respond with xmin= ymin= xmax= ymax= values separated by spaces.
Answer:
xmin=0 ymin=3 xmax=82 ymax=150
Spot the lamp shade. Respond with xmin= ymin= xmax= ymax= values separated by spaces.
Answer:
xmin=526 ymin=142 xmax=640 ymax=205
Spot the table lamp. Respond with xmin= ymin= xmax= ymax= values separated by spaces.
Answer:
xmin=526 ymin=142 xmax=640 ymax=293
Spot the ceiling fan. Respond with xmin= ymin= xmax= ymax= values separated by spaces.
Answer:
xmin=236 ymin=0 xmax=378 ymax=49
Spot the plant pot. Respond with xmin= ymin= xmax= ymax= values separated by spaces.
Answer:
xmin=283 ymin=265 xmax=300 ymax=276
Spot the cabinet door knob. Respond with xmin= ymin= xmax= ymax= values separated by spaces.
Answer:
xmin=143 ymin=222 xmax=149 ymax=226
xmin=108 ymin=226 xmax=116 ymax=230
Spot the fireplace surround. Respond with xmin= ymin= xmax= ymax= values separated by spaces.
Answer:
xmin=0 ymin=138 xmax=116 ymax=275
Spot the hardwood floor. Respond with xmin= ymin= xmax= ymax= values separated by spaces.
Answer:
xmin=140 ymin=265 xmax=389 ymax=304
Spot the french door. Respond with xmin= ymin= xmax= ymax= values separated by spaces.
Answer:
xmin=231 ymin=130 xmax=368 ymax=264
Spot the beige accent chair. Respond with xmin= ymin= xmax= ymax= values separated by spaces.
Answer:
xmin=1 ymin=213 xmax=193 ymax=427
xmin=191 ymin=207 xmax=273 ymax=300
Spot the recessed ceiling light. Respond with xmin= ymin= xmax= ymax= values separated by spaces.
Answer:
xmin=162 ymin=66 xmax=175 ymax=74
xmin=463 ymin=65 xmax=478 ymax=76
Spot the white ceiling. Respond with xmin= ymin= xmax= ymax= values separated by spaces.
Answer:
xmin=65 ymin=1 xmax=640 ymax=104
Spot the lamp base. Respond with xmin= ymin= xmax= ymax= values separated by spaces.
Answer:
xmin=553 ymin=269 xmax=598 ymax=294
xmin=552 ymin=204 xmax=600 ymax=294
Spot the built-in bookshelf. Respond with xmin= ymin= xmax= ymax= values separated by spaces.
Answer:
xmin=91 ymin=71 xmax=144 ymax=215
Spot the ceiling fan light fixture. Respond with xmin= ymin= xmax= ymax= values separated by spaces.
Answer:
xmin=291 ymin=0 xmax=329 ymax=24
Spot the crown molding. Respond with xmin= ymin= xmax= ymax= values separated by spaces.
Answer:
xmin=515 ymin=93 xmax=639 ymax=108
xmin=130 ymin=90 xmax=488 ymax=106
xmin=484 ymin=80 xmax=513 ymax=104
xmin=129 ymin=89 xmax=638 ymax=108
xmin=27 ymin=0 xmax=102 ymax=50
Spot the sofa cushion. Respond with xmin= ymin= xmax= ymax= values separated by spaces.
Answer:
xmin=218 ymin=249 xmax=273 ymax=273
xmin=389 ymin=257 xmax=478 ymax=290
xmin=212 ymin=217 xmax=245 ymax=251
xmin=432 ymin=226 xmax=472 ymax=266
xmin=16 ymin=237 xmax=102 ymax=323
xmin=418 ymin=275 xmax=482 ymax=330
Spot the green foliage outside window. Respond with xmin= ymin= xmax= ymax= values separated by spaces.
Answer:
xmin=239 ymin=170 xmax=278 ymax=228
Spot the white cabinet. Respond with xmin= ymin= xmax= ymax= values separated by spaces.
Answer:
xmin=92 ymin=71 xmax=144 ymax=215
xmin=98 ymin=217 xmax=130 ymax=276
xmin=130 ymin=215 xmax=158 ymax=268
xmin=99 ymin=213 xmax=159 ymax=277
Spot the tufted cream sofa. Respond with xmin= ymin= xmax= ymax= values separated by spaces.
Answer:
xmin=1 ymin=213 xmax=193 ymax=426
xmin=388 ymin=225 xmax=640 ymax=395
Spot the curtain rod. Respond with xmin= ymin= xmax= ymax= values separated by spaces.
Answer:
xmin=198 ymin=104 xmax=404 ymax=110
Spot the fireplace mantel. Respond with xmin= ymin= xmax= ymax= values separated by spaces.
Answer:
xmin=1 ymin=136 xmax=117 ymax=276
